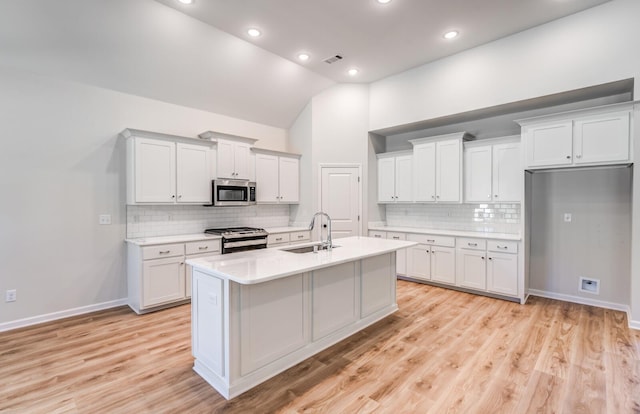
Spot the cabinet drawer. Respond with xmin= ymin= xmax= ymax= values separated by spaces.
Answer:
xmin=407 ymin=234 xmax=455 ymax=247
xmin=487 ymin=240 xmax=518 ymax=254
xmin=457 ymin=238 xmax=486 ymax=251
xmin=369 ymin=231 xmax=386 ymax=239
xmin=268 ymin=233 xmax=290 ymax=245
xmin=387 ymin=232 xmax=406 ymax=241
xmin=290 ymin=231 xmax=310 ymax=243
xmin=186 ymin=239 xmax=221 ymax=255
xmin=142 ymin=243 xmax=184 ymax=260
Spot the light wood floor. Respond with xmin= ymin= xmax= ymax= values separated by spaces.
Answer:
xmin=1 ymin=281 xmax=639 ymax=413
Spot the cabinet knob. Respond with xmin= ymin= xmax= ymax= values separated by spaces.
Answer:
xmin=566 ymin=155 xmax=571 ymax=159
xmin=436 ymin=195 xmax=440 ymax=199
xmin=576 ymin=154 xmax=582 ymax=159
xmin=171 ymin=195 xmax=175 ymax=199
xmin=178 ymin=195 xmax=182 ymax=199
xmin=431 ymin=195 xmax=435 ymax=199
xmin=482 ymin=256 xmax=485 ymax=260
xmin=488 ymin=257 xmax=493 ymax=260
xmin=426 ymin=250 xmax=430 ymax=253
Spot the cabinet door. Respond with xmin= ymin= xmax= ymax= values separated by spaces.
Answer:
xmin=216 ymin=139 xmax=236 ymax=179
xmin=574 ymin=111 xmax=630 ymax=165
xmin=464 ymin=146 xmax=492 ymax=203
xmin=255 ymin=153 xmax=280 ymax=203
xmin=487 ymin=252 xmax=518 ymax=296
xmin=525 ymin=122 xmax=573 ymax=168
xmin=492 ymin=143 xmax=521 ymax=202
xmin=234 ymin=142 xmax=252 ymax=180
xmin=456 ymin=249 xmax=486 ymax=290
xmin=279 ymin=157 xmax=300 ymax=203
xmin=430 ymin=246 xmax=456 ymax=284
xmin=176 ymin=143 xmax=211 ymax=203
xmin=387 ymin=232 xmax=407 ymax=275
xmin=413 ymin=143 xmax=436 ymax=202
xmin=394 ymin=155 xmax=413 ymax=202
xmin=142 ymin=256 xmax=185 ymax=308
xmin=406 ymin=244 xmax=431 ymax=280
xmin=436 ymin=140 xmax=461 ymax=202
xmin=378 ymin=157 xmax=396 ymax=203
xmin=135 ymin=138 xmax=176 ymax=203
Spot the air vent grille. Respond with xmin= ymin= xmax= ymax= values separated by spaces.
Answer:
xmin=323 ymin=55 xmax=343 ymax=64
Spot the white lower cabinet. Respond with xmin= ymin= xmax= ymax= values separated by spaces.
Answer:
xmin=487 ymin=242 xmax=519 ymax=296
xmin=456 ymin=238 xmax=487 ymax=290
xmin=127 ymin=238 xmax=221 ymax=313
xmin=405 ymin=234 xmax=455 ymax=284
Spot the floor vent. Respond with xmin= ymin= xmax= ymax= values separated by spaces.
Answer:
xmin=579 ymin=277 xmax=600 ymax=295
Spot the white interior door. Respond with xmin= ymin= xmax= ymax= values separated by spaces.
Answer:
xmin=320 ymin=166 xmax=361 ymax=240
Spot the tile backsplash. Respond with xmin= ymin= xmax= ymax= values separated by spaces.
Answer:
xmin=126 ymin=204 xmax=290 ymax=238
xmin=385 ymin=203 xmax=520 ymax=234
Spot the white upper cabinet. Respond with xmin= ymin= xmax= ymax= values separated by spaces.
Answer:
xmin=254 ymin=150 xmax=300 ymax=204
xmin=199 ymin=131 xmax=258 ymax=180
xmin=377 ymin=152 xmax=412 ymax=203
xmin=217 ymin=138 xmax=252 ymax=180
xmin=124 ymin=129 xmax=212 ymax=205
xmin=410 ymin=132 xmax=469 ymax=203
xmin=520 ymin=103 xmax=632 ymax=170
xmin=176 ymin=143 xmax=211 ymax=203
xmin=464 ymin=138 xmax=521 ymax=203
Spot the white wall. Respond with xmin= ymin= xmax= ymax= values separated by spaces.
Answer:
xmin=0 ymin=67 xmax=287 ymax=326
xmin=369 ymin=0 xmax=640 ymax=131
xmin=289 ymin=84 xmax=370 ymax=230
xmin=529 ymin=168 xmax=632 ymax=307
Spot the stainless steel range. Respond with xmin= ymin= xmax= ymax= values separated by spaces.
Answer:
xmin=204 ymin=227 xmax=268 ymax=254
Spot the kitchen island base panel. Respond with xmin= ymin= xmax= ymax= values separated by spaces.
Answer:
xmin=192 ymin=252 xmax=398 ymax=400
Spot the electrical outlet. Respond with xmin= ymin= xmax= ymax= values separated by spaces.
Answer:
xmin=99 ymin=214 xmax=112 ymax=225
xmin=564 ymin=213 xmax=572 ymax=222
xmin=5 ymin=289 xmax=16 ymax=302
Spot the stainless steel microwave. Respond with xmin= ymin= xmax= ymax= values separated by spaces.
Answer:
xmin=212 ymin=179 xmax=256 ymax=206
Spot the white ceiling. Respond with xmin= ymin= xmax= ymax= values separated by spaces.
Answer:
xmin=155 ymin=0 xmax=612 ymax=83
xmin=0 ymin=0 xmax=614 ymax=129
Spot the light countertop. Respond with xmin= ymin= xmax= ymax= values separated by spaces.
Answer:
xmin=125 ymin=233 xmax=221 ymax=246
xmin=368 ymin=226 xmax=521 ymax=241
xmin=126 ymin=227 xmax=309 ymax=246
xmin=187 ymin=236 xmax=416 ymax=285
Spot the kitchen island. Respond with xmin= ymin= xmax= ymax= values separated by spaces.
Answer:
xmin=186 ymin=236 xmax=416 ymax=399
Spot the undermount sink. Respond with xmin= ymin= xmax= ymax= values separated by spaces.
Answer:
xmin=281 ymin=243 xmax=340 ymax=254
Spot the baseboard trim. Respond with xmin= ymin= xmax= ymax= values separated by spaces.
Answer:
xmin=0 ymin=298 xmax=128 ymax=333
xmin=528 ymin=289 xmax=639 ymax=330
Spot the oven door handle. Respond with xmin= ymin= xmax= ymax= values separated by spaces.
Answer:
xmin=224 ymin=239 xmax=267 ymax=248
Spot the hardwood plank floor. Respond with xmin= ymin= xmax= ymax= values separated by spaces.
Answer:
xmin=1 ymin=281 xmax=639 ymax=413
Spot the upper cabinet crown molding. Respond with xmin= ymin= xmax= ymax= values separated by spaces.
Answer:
xmin=515 ymin=101 xmax=634 ymax=127
xmin=121 ymin=128 xmax=212 ymax=146
xmin=252 ymin=148 xmax=301 ymax=158
xmin=408 ymin=131 xmax=474 ymax=146
xmin=463 ymin=135 xmax=520 ymax=149
xmin=376 ymin=150 xmax=412 ymax=159
xmin=198 ymin=130 xmax=259 ymax=146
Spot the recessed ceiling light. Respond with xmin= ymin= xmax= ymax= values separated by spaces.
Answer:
xmin=348 ymin=68 xmax=359 ymax=76
xmin=298 ymin=53 xmax=310 ymax=61
xmin=443 ymin=30 xmax=459 ymax=40
xmin=377 ymin=0 xmax=392 ymax=3
xmin=247 ymin=28 xmax=261 ymax=37
xmin=177 ymin=0 xmax=193 ymax=4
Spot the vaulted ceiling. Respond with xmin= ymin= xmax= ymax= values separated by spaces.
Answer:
xmin=0 ymin=0 xmax=612 ymax=128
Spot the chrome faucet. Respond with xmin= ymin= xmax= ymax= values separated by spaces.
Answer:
xmin=309 ymin=212 xmax=332 ymax=250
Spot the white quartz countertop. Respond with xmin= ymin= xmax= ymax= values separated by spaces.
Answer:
xmin=263 ymin=226 xmax=309 ymax=234
xmin=187 ymin=236 xmax=416 ymax=285
xmin=125 ymin=233 xmax=221 ymax=246
xmin=369 ymin=226 xmax=521 ymax=241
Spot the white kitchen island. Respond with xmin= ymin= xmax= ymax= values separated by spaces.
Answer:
xmin=186 ymin=236 xmax=416 ymax=399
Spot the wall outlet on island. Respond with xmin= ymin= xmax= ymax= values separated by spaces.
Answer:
xmin=5 ymin=289 xmax=16 ymax=302
xmin=99 ymin=214 xmax=112 ymax=225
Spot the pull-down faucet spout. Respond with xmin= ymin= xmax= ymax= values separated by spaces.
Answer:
xmin=309 ymin=212 xmax=332 ymax=250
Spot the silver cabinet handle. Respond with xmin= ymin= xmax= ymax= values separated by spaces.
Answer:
xmin=496 ymin=245 xmax=508 ymax=249
xmin=297 ymin=235 xmax=304 ymax=239
xmin=159 ymin=250 xmax=170 ymax=254
xmin=374 ymin=234 xmax=382 ymax=238
xmin=576 ymin=154 xmax=582 ymax=159
xmin=276 ymin=237 xmax=283 ymax=241
xmin=427 ymin=239 xmax=435 ymax=243
xmin=198 ymin=246 xmax=208 ymax=250
xmin=468 ymin=242 xmax=477 ymax=247
xmin=392 ymin=236 xmax=400 ymax=240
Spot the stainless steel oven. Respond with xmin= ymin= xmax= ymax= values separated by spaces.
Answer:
xmin=212 ymin=180 xmax=256 ymax=206
xmin=204 ymin=227 xmax=268 ymax=254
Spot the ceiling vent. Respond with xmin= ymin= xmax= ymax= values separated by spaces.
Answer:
xmin=323 ymin=55 xmax=343 ymax=64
